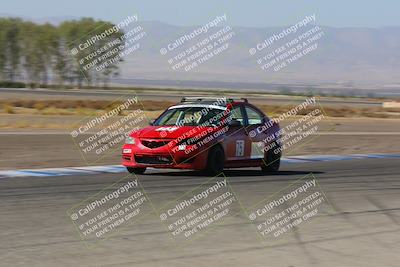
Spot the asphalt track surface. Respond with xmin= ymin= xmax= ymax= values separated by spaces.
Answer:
xmin=1 ymin=158 xmax=399 ymax=267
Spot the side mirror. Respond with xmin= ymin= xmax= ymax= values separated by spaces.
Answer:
xmin=228 ymin=119 xmax=241 ymax=126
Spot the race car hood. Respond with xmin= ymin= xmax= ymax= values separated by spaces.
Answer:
xmin=130 ymin=126 xmax=213 ymax=139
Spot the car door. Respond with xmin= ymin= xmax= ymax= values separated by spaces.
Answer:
xmin=224 ymin=104 xmax=252 ymax=161
xmin=243 ymin=104 xmax=268 ymax=160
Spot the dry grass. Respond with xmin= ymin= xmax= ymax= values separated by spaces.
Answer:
xmin=258 ymin=104 xmax=400 ymax=119
xmin=3 ymin=100 xmax=115 ymax=110
xmin=2 ymin=104 xmax=15 ymax=114
xmin=1 ymin=100 xmax=400 ymax=118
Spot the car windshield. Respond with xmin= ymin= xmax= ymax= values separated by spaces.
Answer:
xmin=153 ymin=106 xmax=225 ymax=126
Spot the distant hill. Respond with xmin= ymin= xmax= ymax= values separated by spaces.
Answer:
xmin=1 ymin=15 xmax=399 ymax=92
xmin=118 ymin=22 xmax=400 ymax=89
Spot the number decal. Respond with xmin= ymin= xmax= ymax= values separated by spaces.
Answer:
xmin=235 ymin=140 xmax=245 ymax=157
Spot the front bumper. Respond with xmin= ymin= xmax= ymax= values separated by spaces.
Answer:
xmin=121 ymin=143 xmax=208 ymax=170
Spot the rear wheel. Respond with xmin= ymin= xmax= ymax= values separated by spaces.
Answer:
xmin=204 ymin=145 xmax=225 ymax=175
xmin=261 ymin=142 xmax=281 ymax=173
xmin=127 ymin=167 xmax=146 ymax=174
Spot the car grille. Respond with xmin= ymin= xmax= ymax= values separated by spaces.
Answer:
xmin=141 ymin=139 xmax=171 ymax=149
xmin=135 ymin=155 xmax=173 ymax=164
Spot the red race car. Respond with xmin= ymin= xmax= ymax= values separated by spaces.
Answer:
xmin=122 ymin=97 xmax=282 ymax=175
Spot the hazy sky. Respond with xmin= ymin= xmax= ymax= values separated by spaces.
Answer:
xmin=1 ymin=0 xmax=399 ymax=27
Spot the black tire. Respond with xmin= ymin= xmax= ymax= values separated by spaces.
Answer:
xmin=204 ymin=145 xmax=225 ymax=175
xmin=127 ymin=167 xmax=146 ymax=174
xmin=261 ymin=142 xmax=281 ymax=173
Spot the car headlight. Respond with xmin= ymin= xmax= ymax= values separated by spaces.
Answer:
xmin=125 ymin=136 xmax=136 ymax=144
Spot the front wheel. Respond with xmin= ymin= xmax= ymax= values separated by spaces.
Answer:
xmin=261 ymin=142 xmax=281 ymax=173
xmin=204 ymin=145 xmax=225 ymax=175
xmin=127 ymin=167 xmax=146 ymax=174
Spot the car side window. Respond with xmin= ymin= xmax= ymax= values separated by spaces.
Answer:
xmin=230 ymin=106 xmax=245 ymax=125
xmin=245 ymin=106 xmax=263 ymax=125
